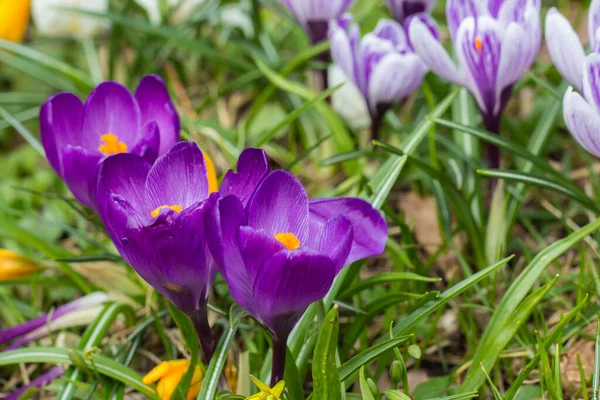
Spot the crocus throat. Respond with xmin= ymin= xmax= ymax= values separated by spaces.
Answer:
xmin=274 ymin=232 xmax=300 ymax=250
xmin=98 ymin=133 xmax=127 ymax=155
xmin=474 ymin=36 xmax=483 ymax=54
xmin=151 ymin=205 xmax=182 ymax=218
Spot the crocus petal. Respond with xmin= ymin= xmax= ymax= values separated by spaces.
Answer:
xmin=309 ymin=198 xmax=387 ymax=265
xmin=409 ymin=18 xmax=463 ymax=85
xmin=145 ymin=142 xmax=209 ymax=211
xmin=563 ymin=87 xmax=600 ymax=158
xmin=6 ymin=366 xmax=65 ymax=400
xmin=591 ymin=0 xmax=600 ymax=52
xmin=316 ymin=216 xmax=353 ymax=272
xmin=253 ymin=250 xmax=336 ymax=337
xmin=239 ymin=226 xmax=285 ymax=285
xmin=220 ymin=148 xmax=270 ymax=207
xmin=131 ymin=121 xmax=161 ymax=163
xmin=446 ymin=0 xmax=487 ymax=40
xmin=329 ymin=65 xmax=371 ymax=129
xmin=583 ymin=54 xmax=600 ymax=113
xmin=329 ymin=17 xmax=359 ymax=85
xmin=279 ymin=0 xmax=354 ymax=26
xmin=82 ymin=81 xmax=142 ymax=150
xmin=385 ymin=0 xmax=436 ymax=23
xmin=495 ymin=23 xmax=531 ymax=114
xmin=545 ymin=8 xmax=585 ymax=90
xmin=368 ymin=52 xmax=426 ymax=112
xmin=496 ymin=0 xmax=529 ymax=25
xmin=134 ymin=75 xmax=180 ymax=155
xmin=404 ymin=13 xmax=440 ymax=47
xmin=247 ymin=171 xmax=310 ymax=244
xmin=217 ymin=195 xmax=258 ymax=315
xmin=97 ymin=152 xmax=152 ymax=223
xmin=0 ymin=292 xmax=108 ymax=346
xmin=455 ymin=16 xmax=503 ymax=115
xmin=373 ymin=19 xmax=409 ymax=49
xmin=40 ymin=93 xmax=84 ymax=176
xmin=61 ymin=146 xmax=102 ymax=209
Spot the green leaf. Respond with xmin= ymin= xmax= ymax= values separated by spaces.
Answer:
xmin=368 ymin=89 xmax=459 ymax=209
xmin=339 ymin=335 xmax=411 ymax=382
xmin=312 ymin=306 xmax=341 ymax=400
xmin=460 ymin=217 xmax=600 ymax=391
xmin=0 ymin=347 xmax=158 ymax=399
xmin=359 ymin=367 xmax=376 ymax=400
xmin=339 ymin=272 xmax=440 ymax=298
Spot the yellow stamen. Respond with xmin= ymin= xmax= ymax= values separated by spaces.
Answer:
xmin=274 ymin=232 xmax=300 ymax=250
xmin=98 ymin=133 xmax=128 ymax=155
xmin=247 ymin=376 xmax=285 ymax=400
xmin=0 ymin=249 xmax=42 ymax=280
xmin=0 ymin=0 xmax=30 ymax=43
xmin=474 ymin=35 xmax=483 ymax=53
xmin=202 ymin=151 xmax=219 ymax=194
xmin=142 ymin=360 xmax=203 ymax=400
xmin=151 ymin=204 xmax=183 ymax=218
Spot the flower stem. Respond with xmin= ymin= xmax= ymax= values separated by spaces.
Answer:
xmin=270 ymin=334 xmax=289 ymax=386
xmin=188 ymin=304 xmax=215 ymax=364
xmin=482 ymin=112 xmax=501 ymax=194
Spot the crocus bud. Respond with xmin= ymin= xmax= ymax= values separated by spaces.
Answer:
xmin=386 ymin=0 xmax=437 ymax=24
xmin=0 ymin=249 xmax=41 ymax=280
xmin=0 ymin=0 xmax=30 ymax=42
xmin=390 ymin=360 xmax=403 ymax=384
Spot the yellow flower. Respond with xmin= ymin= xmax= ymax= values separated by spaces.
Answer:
xmin=203 ymin=151 xmax=218 ymax=194
xmin=0 ymin=0 xmax=30 ymax=42
xmin=143 ymin=360 xmax=203 ymax=400
xmin=0 ymin=249 xmax=41 ymax=280
xmin=246 ymin=376 xmax=285 ymax=400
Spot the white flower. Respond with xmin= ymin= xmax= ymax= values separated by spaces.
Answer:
xmin=134 ymin=0 xmax=206 ymax=25
xmin=329 ymin=65 xmax=371 ymax=129
xmin=32 ymin=0 xmax=110 ymax=39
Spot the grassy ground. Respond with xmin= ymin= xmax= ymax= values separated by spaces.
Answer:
xmin=1 ymin=0 xmax=600 ymax=399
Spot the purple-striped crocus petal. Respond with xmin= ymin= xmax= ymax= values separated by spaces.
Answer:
xmin=373 ymin=19 xmax=409 ymax=49
xmin=495 ymin=23 xmax=531 ymax=115
xmin=81 ymin=81 xmax=142 ymax=150
xmin=409 ymin=18 xmax=463 ymax=85
xmin=247 ymin=171 xmax=310 ymax=244
xmin=446 ymin=0 xmax=487 ymax=40
xmin=316 ymin=215 xmax=353 ymax=272
xmin=404 ymin=13 xmax=440 ymax=48
xmin=563 ymin=87 xmax=600 ymax=158
xmin=134 ymin=75 xmax=180 ymax=155
xmin=145 ymin=142 xmax=209 ymax=211
xmin=455 ymin=16 xmax=503 ymax=116
xmin=496 ymin=0 xmax=529 ymax=25
xmin=61 ymin=145 xmax=103 ymax=210
xmin=368 ymin=52 xmax=425 ymax=112
xmin=279 ymin=0 xmax=354 ymax=26
xmin=356 ymin=35 xmax=396 ymax=97
xmin=545 ymin=8 xmax=585 ymax=90
xmin=220 ymin=148 xmax=270 ymax=207
xmin=590 ymin=0 xmax=600 ymax=53
xmin=217 ymin=195 xmax=259 ymax=316
xmin=6 ymin=366 xmax=65 ymax=400
xmin=131 ymin=121 xmax=160 ymax=164
xmin=385 ymin=0 xmax=436 ymax=23
xmin=39 ymin=93 xmax=84 ymax=177
xmin=583 ymin=54 xmax=600 ymax=113
xmin=0 ymin=293 xmax=108 ymax=346
xmin=329 ymin=16 xmax=359 ymax=87
xmin=97 ymin=153 xmax=152 ymax=231
xmin=253 ymin=250 xmax=336 ymax=337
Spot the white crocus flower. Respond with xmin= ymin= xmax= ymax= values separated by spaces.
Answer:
xmin=329 ymin=65 xmax=371 ymax=129
xmin=32 ymin=0 xmax=110 ymax=38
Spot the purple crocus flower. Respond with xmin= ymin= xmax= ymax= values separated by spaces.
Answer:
xmin=278 ymin=0 xmax=355 ymax=44
xmin=6 ymin=366 xmax=65 ymax=400
xmin=386 ymin=0 xmax=437 ymax=24
xmin=0 ymin=292 xmax=108 ymax=349
xmin=563 ymin=54 xmax=600 ymax=158
xmin=329 ymin=14 xmax=430 ymax=138
xmin=96 ymin=141 xmax=219 ymax=361
xmin=545 ymin=1 xmax=600 ymax=91
xmin=214 ymin=148 xmax=387 ymax=385
xmin=40 ymin=75 xmax=180 ymax=211
xmin=409 ymin=0 xmax=541 ymax=138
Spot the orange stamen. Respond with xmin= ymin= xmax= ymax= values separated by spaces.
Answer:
xmin=474 ymin=36 xmax=483 ymax=53
xmin=151 ymin=205 xmax=182 ymax=218
xmin=274 ymin=233 xmax=301 ymax=250
xmin=98 ymin=133 xmax=127 ymax=155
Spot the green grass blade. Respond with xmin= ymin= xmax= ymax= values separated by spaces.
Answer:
xmin=339 ymin=272 xmax=440 ymax=298
xmin=461 ymin=217 xmax=600 ymax=391
xmin=312 ymin=306 xmax=341 ymax=400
